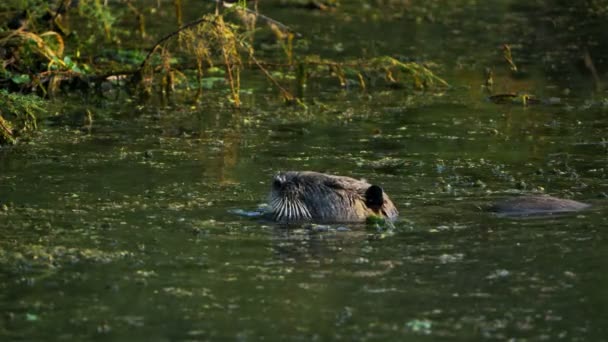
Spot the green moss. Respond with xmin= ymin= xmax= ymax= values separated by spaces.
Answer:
xmin=0 ymin=90 xmax=45 ymax=145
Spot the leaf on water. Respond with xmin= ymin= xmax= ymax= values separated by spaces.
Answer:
xmin=486 ymin=269 xmax=510 ymax=280
xmin=163 ymin=287 xmax=194 ymax=297
xmin=229 ymin=208 xmax=264 ymax=217
xmin=25 ymin=313 xmax=39 ymax=322
xmin=405 ymin=319 xmax=432 ymax=334
xmin=201 ymin=77 xmax=226 ymax=89
xmin=11 ymin=74 xmax=31 ymax=84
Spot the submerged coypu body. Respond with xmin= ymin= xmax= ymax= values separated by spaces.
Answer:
xmin=490 ymin=195 xmax=590 ymax=216
xmin=268 ymin=171 xmax=398 ymax=223
xmin=265 ymin=171 xmax=588 ymax=222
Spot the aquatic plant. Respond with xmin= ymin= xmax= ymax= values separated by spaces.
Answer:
xmin=0 ymin=90 xmax=44 ymax=144
xmin=137 ymin=5 xmax=301 ymax=106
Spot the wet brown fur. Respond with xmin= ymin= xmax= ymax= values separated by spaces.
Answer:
xmin=268 ymin=171 xmax=398 ymax=223
xmin=489 ymin=195 xmax=590 ymax=215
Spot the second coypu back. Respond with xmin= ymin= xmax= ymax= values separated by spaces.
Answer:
xmin=489 ymin=195 xmax=590 ymax=216
xmin=268 ymin=171 xmax=398 ymax=223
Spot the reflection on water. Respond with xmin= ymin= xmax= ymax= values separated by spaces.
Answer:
xmin=1 ymin=0 xmax=608 ymax=340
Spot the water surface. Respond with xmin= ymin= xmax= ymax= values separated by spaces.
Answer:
xmin=1 ymin=0 xmax=607 ymax=340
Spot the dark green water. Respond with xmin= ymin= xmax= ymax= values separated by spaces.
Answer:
xmin=1 ymin=0 xmax=608 ymax=340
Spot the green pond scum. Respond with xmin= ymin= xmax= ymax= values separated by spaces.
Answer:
xmin=1 ymin=0 xmax=608 ymax=340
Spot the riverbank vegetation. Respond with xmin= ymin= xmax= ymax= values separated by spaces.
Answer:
xmin=1 ymin=0 xmax=607 ymax=145
xmin=0 ymin=0 xmax=450 ymax=144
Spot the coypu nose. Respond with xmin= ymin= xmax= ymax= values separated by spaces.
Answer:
xmin=365 ymin=185 xmax=384 ymax=210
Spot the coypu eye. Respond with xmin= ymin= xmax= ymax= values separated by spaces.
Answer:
xmin=273 ymin=179 xmax=282 ymax=189
xmin=365 ymin=185 xmax=384 ymax=209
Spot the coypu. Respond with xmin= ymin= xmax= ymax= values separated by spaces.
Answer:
xmin=268 ymin=171 xmax=398 ymax=223
xmin=489 ymin=195 xmax=590 ymax=216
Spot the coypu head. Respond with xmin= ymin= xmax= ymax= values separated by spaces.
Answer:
xmin=268 ymin=171 xmax=398 ymax=223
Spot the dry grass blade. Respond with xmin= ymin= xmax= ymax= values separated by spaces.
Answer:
xmin=0 ymin=114 xmax=16 ymax=145
xmin=0 ymin=30 xmax=66 ymax=68
xmin=372 ymin=56 xmax=449 ymax=88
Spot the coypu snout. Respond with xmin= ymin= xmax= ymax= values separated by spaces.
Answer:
xmin=269 ymin=171 xmax=398 ymax=223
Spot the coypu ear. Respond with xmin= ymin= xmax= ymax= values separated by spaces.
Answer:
xmin=365 ymin=185 xmax=384 ymax=210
